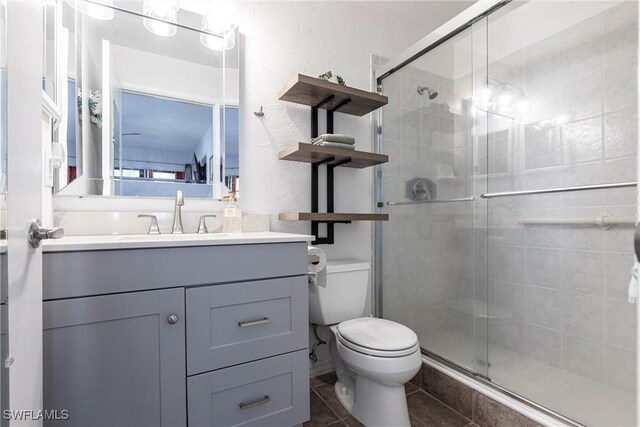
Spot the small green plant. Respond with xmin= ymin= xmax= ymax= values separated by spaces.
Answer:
xmin=318 ymin=71 xmax=346 ymax=86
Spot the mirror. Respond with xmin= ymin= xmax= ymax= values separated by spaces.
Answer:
xmin=56 ymin=1 xmax=239 ymax=199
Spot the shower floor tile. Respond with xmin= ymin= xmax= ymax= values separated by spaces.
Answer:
xmin=304 ymin=371 xmax=476 ymax=427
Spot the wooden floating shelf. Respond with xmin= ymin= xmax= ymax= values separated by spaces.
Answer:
xmin=279 ymin=74 xmax=388 ymax=116
xmin=279 ymin=212 xmax=389 ymax=222
xmin=279 ymin=143 xmax=388 ymax=169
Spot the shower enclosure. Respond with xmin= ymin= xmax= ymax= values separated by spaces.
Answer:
xmin=375 ymin=1 xmax=638 ymax=425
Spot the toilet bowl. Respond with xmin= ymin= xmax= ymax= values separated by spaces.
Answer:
xmin=309 ymin=259 xmax=421 ymax=427
xmin=329 ymin=318 xmax=421 ymax=426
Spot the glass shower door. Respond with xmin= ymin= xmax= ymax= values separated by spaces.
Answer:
xmin=378 ymin=1 xmax=638 ymax=425
xmin=484 ymin=2 xmax=638 ymax=425
xmin=378 ymin=18 xmax=490 ymax=376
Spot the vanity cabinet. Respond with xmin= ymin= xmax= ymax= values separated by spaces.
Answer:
xmin=43 ymin=288 xmax=186 ymax=427
xmin=42 ymin=241 xmax=310 ymax=427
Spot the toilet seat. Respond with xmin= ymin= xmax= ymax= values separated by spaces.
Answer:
xmin=336 ymin=318 xmax=419 ymax=358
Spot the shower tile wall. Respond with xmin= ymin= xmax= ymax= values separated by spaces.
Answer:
xmin=483 ymin=0 xmax=638 ymax=400
xmin=380 ymin=2 xmax=637 ymax=424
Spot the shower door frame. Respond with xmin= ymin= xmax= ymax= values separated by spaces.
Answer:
xmin=371 ymin=1 xmax=639 ymax=425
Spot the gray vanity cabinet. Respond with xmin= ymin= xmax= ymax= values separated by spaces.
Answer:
xmin=43 ymin=288 xmax=187 ymax=427
xmin=42 ymin=241 xmax=310 ymax=427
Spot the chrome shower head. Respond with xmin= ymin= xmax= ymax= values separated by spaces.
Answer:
xmin=417 ymin=85 xmax=438 ymax=100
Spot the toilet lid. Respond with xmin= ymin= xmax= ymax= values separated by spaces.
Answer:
xmin=337 ymin=318 xmax=418 ymax=352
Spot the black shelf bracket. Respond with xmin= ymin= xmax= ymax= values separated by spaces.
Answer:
xmin=309 ymin=99 xmax=352 ymax=245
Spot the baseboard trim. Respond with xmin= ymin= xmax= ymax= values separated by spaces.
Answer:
xmin=309 ymin=359 xmax=333 ymax=378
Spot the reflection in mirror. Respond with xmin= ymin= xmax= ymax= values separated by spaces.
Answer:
xmin=114 ymin=90 xmax=217 ymax=198
xmin=43 ymin=2 xmax=57 ymax=102
xmin=223 ymin=106 xmax=239 ymax=196
xmin=56 ymin=1 xmax=239 ymax=199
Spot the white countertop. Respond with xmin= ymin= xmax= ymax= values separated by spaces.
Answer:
xmin=42 ymin=232 xmax=314 ymax=252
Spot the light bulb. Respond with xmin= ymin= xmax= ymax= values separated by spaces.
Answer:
xmin=66 ymin=0 xmax=114 ymax=21
xmin=143 ymin=0 xmax=179 ymax=37
xmin=200 ymin=31 xmax=236 ymax=51
xmin=200 ymin=2 xmax=237 ymax=51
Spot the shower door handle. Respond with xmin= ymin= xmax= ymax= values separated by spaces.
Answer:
xmin=634 ymin=222 xmax=640 ymax=262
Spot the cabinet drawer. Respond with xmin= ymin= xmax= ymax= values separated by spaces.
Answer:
xmin=186 ymin=276 xmax=308 ymax=375
xmin=187 ymin=350 xmax=309 ymax=427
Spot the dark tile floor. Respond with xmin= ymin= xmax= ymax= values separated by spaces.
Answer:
xmin=305 ymin=372 xmax=478 ymax=427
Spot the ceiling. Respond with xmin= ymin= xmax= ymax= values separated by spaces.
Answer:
xmin=356 ymin=1 xmax=475 ymax=38
xmin=63 ymin=1 xmax=477 ymax=73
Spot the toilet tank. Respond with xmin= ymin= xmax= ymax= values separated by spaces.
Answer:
xmin=309 ymin=259 xmax=370 ymax=325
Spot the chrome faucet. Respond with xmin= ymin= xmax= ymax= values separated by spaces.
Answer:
xmin=172 ymin=190 xmax=184 ymax=234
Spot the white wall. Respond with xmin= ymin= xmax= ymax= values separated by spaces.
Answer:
xmin=232 ymin=1 xmax=440 ymax=372
xmin=52 ymin=0 xmax=469 ymax=372
xmin=236 ymin=1 xmax=427 ymax=258
xmin=111 ymin=45 xmax=237 ymax=106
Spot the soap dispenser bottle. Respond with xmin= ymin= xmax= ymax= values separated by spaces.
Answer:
xmin=223 ymin=191 xmax=242 ymax=233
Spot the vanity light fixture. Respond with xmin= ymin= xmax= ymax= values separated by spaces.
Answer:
xmin=142 ymin=0 xmax=180 ymax=37
xmin=474 ymin=78 xmax=527 ymax=118
xmin=200 ymin=4 xmax=237 ymax=51
xmin=66 ymin=0 xmax=114 ymax=21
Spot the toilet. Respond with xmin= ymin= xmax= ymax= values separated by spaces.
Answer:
xmin=309 ymin=259 xmax=422 ymax=427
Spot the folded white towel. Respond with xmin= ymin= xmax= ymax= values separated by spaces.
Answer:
xmin=629 ymin=259 xmax=639 ymax=304
xmin=312 ymin=134 xmax=355 ymax=145
xmin=313 ymin=141 xmax=355 ymax=150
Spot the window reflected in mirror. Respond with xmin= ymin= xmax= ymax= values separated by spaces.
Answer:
xmin=56 ymin=1 xmax=239 ymax=199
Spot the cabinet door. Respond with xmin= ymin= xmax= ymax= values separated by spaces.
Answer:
xmin=43 ymin=288 xmax=186 ymax=427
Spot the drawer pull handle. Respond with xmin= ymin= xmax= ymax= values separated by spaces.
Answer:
xmin=239 ymin=395 xmax=271 ymax=410
xmin=238 ymin=317 xmax=270 ymax=328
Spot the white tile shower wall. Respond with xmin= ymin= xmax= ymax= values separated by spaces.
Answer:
xmin=381 ymin=0 xmax=638 ymax=399
xmin=483 ymin=1 xmax=638 ymax=394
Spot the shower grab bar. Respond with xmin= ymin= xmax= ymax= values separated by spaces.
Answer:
xmin=481 ymin=181 xmax=636 ymax=199
xmin=378 ymin=196 xmax=475 ymax=207
xmin=519 ymin=215 xmax=635 ymax=228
